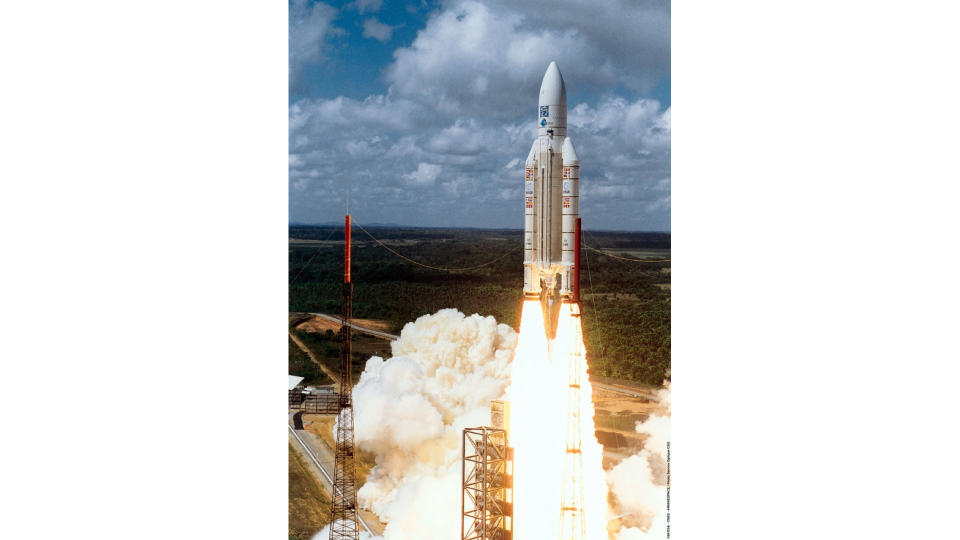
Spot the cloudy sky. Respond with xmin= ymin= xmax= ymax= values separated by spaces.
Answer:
xmin=289 ymin=0 xmax=670 ymax=231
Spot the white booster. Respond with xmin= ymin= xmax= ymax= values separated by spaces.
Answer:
xmin=524 ymin=61 xmax=579 ymax=298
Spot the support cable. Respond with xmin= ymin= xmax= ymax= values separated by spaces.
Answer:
xmin=290 ymin=226 xmax=341 ymax=285
xmin=353 ymin=221 xmax=520 ymax=272
xmin=581 ymin=232 xmax=670 ymax=263
xmin=582 ymin=242 xmax=606 ymax=368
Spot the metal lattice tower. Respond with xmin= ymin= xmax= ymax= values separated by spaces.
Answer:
xmin=559 ymin=306 xmax=585 ymax=540
xmin=462 ymin=427 xmax=513 ymax=540
xmin=331 ymin=215 xmax=359 ymax=540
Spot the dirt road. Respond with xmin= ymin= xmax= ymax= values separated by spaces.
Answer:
xmin=289 ymin=331 xmax=341 ymax=383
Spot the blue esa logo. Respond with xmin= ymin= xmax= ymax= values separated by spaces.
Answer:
xmin=539 ymin=106 xmax=549 ymax=118
xmin=540 ymin=119 xmax=547 ymax=127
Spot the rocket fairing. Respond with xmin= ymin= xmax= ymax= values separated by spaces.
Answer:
xmin=523 ymin=61 xmax=579 ymax=301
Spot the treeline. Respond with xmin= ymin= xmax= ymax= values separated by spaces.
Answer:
xmin=289 ymin=226 xmax=670 ymax=385
xmin=582 ymin=230 xmax=671 ymax=250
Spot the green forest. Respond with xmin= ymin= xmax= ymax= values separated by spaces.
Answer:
xmin=289 ymin=226 xmax=670 ymax=386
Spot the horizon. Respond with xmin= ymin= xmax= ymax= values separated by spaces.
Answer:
xmin=288 ymin=221 xmax=672 ymax=235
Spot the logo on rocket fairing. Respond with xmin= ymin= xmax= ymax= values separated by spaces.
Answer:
xmin=540 ymin=106 xmax=549 ymax=117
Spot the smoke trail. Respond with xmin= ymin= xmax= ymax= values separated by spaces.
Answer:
xmin=350 ymin=309 xmax=517 ymax=540
xmin=606 ymin=382 xmax=671 ymax=539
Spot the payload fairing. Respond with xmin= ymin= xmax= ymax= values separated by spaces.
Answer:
xmin=523 ymin=61 xmax=579 ymax=302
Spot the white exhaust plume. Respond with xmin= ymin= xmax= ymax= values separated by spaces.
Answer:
xmin=310 ymin=525 xmax=381 ymax=540
xmin=315 ymin=306 xmax=669 ymax=540
xmin=505 ymin=300 xmax=565 ymax=539
xmin=351 ymin=309 xmax=517 ymax=540
xmin=606 ymin=382 xmax=672 ymax=539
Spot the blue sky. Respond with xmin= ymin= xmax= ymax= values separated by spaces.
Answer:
xmin=290 ymin=0 xmax=670 ymax=230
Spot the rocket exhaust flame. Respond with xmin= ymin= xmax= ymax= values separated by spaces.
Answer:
xmin=507 ymin=300 xmax=608 ymax=540
xmin=506 ymin=300 xmax=561 ymax=540
xmin=557 ymin=303 xmax=586 ymax=540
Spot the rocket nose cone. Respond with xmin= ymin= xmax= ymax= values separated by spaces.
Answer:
xmin=539 ymin=61 xmax=566 ymax=108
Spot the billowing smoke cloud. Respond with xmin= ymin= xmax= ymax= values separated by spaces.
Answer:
xmin=320 ymin=307 xmax=669 ymax=540
xmin=351 ymin=309 xmax=517 ymax=540
xmin=311 ymin=525 xmax=380 ymax=540
xmin=606 ymin=382 xmax=671 ymax=539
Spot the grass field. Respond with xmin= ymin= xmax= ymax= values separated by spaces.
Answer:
xmin=289 ymin=335 xmax=335 ymax=386
xmin=288 ymin=444 xmax=330 ymax=539
xmin=289 ymin=225 xmax=670 ymax=386
xmin=290 ymin=325 xmax=392 ymax=382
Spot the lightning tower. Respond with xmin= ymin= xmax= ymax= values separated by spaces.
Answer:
xmin=331 ymin=214 xmax=359 ymax=540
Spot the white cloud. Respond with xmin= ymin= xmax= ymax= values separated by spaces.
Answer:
xmin=386 ymin=2 xmax=602 ymax=118
xmin=290 ymin=95 xmax=418 ymax=141
xmin=289 ymin=1 xmax=671 ymax=230
xmin=586 ymin=185 xmax=634 ymax=199
xmin=289 ymin=0 xmax=341 ymax=70
xmin=289 ymin=92 xmax=669 ymax=228
xmin=475 ymin=0 xmax=669 ymax=90
xmin=498 ymin=188 xmax=518 ymax=200
xmin=441 ymin=176 xmax=472 ymax=197
xmin=381 ymin=0 xmax=670 ymax=119
xmin=403 ymin=163 xmax=442 ymax=186
xmin=425 ymin=119 xmax=487 ymax=155
xmin=350 ymin=0 xmax=382 ymax=14
xmin=363 ymin=18 xmax=394 ymax=42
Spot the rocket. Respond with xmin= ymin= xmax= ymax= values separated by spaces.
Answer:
xmin=523 ymin=61 xmax=580 ymax=310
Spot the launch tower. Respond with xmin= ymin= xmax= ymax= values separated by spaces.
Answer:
xmin=330 ymin=214 xmax=359 ymax=540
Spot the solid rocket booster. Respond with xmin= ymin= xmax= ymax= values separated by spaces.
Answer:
xmin=523 ymin=61 xmax=579 ymax=300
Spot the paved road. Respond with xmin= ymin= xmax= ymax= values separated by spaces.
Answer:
xmin=308 ymin=312 xmax=401 ymax=341
xmin=288 ymin=414 xmax=384 ymax=536
xmin=302 ymin=312 xmax=660 ymax=402
xmin=591 ymin=382 xmax=661 ymax=402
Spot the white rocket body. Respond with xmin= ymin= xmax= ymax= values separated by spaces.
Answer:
xmin=524 ymin=61 xmax=579 ymax=299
